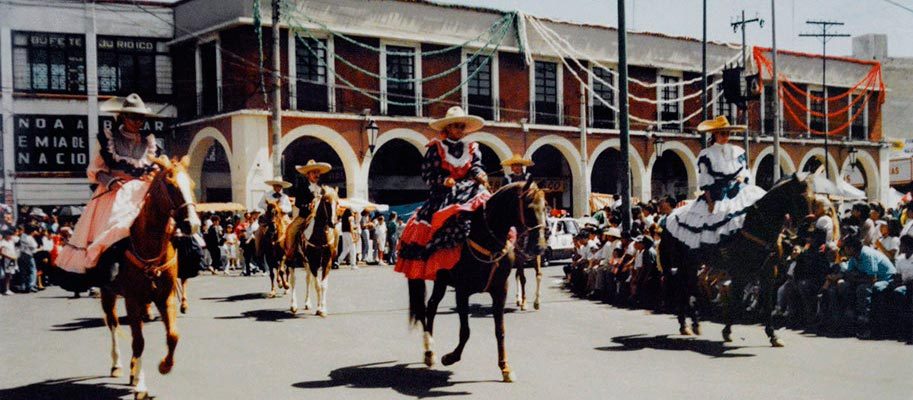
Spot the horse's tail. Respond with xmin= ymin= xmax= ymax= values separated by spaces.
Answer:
xmin=407 ymin=279 xmax=426 ymax=328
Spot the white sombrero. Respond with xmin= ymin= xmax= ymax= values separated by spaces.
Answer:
xmin=100 ymin=93 xmax=157 ymax=117
xmin=264 ymin=176 xmax=292 ymax=189
xmin=295 ymin=159 xmax=332 ymax=175
xmin=501 ymin=153 xmax=534 ymax=167
xmin=696 ymin=115 xmax=746 ymax=133
xmin=429 ymin=106 xmax=484 ymax=133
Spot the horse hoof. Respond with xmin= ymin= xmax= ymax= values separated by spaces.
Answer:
xmin=680 ymin=326 xmax=694 ymax=336
xmin=502 ymin=371 xmax=516 ymax=383
xmin=692 ymin=324 xmax=702 ymax=336
xmin=135 ymin=391 xmax=149 ymax=400
xmin=304 ymin=304 xmax=311 ymax=311
xmin=722 ymin=332 xmax=733 ymax=343
xmin=424 ymin=351 xmax=436 ymax=367
xmin=519 ymin=303 xmax=527 ymax=311
xmin=441 ymin=353 xmax=460 ymax=366
xmin=129 ymin=376 xmax=136 ymax=387
xmin=267 ymin=290 xmax=276 ymax=299
xmin=533 ymin=301 xmax=540 ymax=310
xmin=770 ymin=338 xmax=785 ymax=348
xmin=159 ymin=359 xmax=173 ymax=375
xmin=515 ymin=300 xmax=521 ymax=307
xmin=180 ymin=303 xmax=188 ymax=314
xmin=316 ymin=310 xmax=326 ymax=318
xmin=290 ymin=306 xmax=298 ymax=314
xmin=111 ymin=367 xmax=123 ymax=378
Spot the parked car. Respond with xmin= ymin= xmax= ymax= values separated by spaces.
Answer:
xmin=543 ymin=217 xmax=579 ymax=265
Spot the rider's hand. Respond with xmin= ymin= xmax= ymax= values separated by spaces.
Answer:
xmin=444 ymin=177 xmax=456 ymax=188
xmin=107 ymin=178 xmax=124 ymax=190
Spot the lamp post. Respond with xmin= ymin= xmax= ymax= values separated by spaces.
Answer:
xmin=365 ymin=118 xmax=379 ymax=157
xmin=653 ymin=136 xmax=666 ymax=158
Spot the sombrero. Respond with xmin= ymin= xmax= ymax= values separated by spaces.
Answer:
xmin=295 ymin=160 xmax=332 ymax=175
xmin=429 ymin=106 xmax=484 ymax=133
xmin=696 ymin=115 xmax=746 ymax=133
xmin=100 ymin=93 xmax=156 ymax=117
xmin=501 ymin=153 xmax=534 ymax=167
xmin=264 ymin=176 xmax=292 ymax=188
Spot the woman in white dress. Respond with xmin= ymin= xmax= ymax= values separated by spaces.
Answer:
xmin=665 ymin=116 xmax=767 ymax=250
xmin=374 ymin=215 xmax=388 ymax=266
xmin=223 ymin=225 xmax=240 ymax=271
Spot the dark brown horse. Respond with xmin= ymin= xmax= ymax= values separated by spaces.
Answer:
xmin=288 ymin=186 xmax=339 ymax=316
xmin=101 ymin=156 xmax=200 ymax=400
xmin=514 ymin=253 xmax=543 ymax=311
xmin=256 ymin=201 xmax=290 ymax=297
xmin=407 ymin=182 xmax=547 ymax=382
xmin=659 ymin=172 xmax=817 ymax=347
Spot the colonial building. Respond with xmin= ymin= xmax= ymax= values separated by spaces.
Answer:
xmin=0 ymin=0 xmax=175 ymax=209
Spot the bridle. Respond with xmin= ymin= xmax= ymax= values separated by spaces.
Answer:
xmin=298 ymin=191 xmax=336 ymax=252
xmin=126 ymin=167 xmax=195 ymax=278
xmin=466 ymin=186 xmax=546 ymax=264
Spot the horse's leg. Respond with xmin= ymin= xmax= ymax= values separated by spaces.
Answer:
xmin=303 ymin=266 xmax=312 ymax=310
xmin=688 ymin=266 xmax=702 ymax=336
xmin=125 ymin=298 xmax=148 ymax=398
xmin=309 ymin=267 xmax=322 ymax=317
xmin=492 ymin=281 xmax=515 ymax=382
xmin=424 ymin=280 xmax=447 ymax=367
xmin=534 ymin=256 xmax=543 ymax=310
xmin=288 ymin=267 xmax=297 ymax=314
xmin=677 ymin=268 xmax=694 ymax=336
xmin=317 ymin=265 xmax=329 ymax=317
xmin=154 ymin=282 xmax=179 ymax=375
xmin=721 ymin=280 xmax=737 ymax=343
xmin=441 ymin=289 xmax=470 ymax=366
xmin=762 ymin=272 xmax=785 ymax=347
xmin=267 ymin=254 xmax=277 ymax=298
xmin=179 ymin=278 xmax=189 ymax=314
xmin=516 ymin=264 xmax=527 ymax=311
xmin=101 ymin=289 xmax=123 ymax=378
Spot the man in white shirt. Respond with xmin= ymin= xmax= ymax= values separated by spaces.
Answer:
xmin=258 ymin=177 xmax=293 ymax=216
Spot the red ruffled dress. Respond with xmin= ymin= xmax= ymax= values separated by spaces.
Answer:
xmin=395 ymin=139 xmax=490 ymax=280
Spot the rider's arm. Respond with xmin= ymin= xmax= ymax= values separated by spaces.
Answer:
xmin=87 ymin=154 xmax=120 ymax=189
xmin=279 ymin=194 xmax=293 ymax=215
xmin=420 ymin=145 xmax=446 ymax=189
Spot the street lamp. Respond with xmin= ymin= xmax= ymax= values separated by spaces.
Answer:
xmin=366 ymin=118 xmax=379 ymax=156
xmin=653 ymin=136 xmax=666 ymax=158
xmin=848 ymin=146 xmax=858 ymax=167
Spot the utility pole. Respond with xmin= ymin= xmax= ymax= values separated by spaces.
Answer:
xmin=271 ymin=0 xmax=283 ymax=177
xmin=731 ymin=10 xmax=763 ymax=166
xmin=617 ymin=0 xmax=632 ymax=233
xmin=771 ymin=0 xmax=781 ymax=181
xmin=800 ymin=20 xmax=849 ymax=180
xmin=580 ymin=83 xmax=590 ymax=216
xmin=701 ymin=0 xmax=708 ymax=148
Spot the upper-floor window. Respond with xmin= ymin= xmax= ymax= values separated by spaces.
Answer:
xmin=385 ymin=45 xmax=417 ymax=117
xmin=534 ymin=61 xmax=559 ymax=125
xmin=591 ymin=67 xmax=615 ymax=129
xmin=658 ymin=75 xmax=680 ymax=131
xmin=762 ymin=83 xmax=775 ymax=134
xmin=809 ymin=89 xmax=825 ymax=133
xmin=13 ymin=31 xmax=86 ymax=93
xmin=198 ymin=41 xmax=219 ymax=115
xmin=97 ymin=36 xmax=163 ymax=97
xmin=466 ymin=55 xmax=494 ymax=121
xmin=849 ymin=93 xmax=868 ymax=141
xmin=715 ymin=79 xmax=738 ymax=124
xmin=295 ymin=37 xmax=329 ymax=112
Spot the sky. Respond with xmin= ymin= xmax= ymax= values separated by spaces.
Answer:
xmin=442 ymin=0 xmax=913 ymax=58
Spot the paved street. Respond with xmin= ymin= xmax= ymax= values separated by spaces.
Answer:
xmin=1 ymin=265 xmax=910 ymax=400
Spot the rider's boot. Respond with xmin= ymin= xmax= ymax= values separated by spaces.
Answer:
xmin=88 ymin=242 xmax=125 ymax=289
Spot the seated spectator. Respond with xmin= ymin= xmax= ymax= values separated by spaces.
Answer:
xmin=837 ymin=236 xmax=899 ymax=339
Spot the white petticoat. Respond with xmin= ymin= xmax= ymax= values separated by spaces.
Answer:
xmin=665 ymin=184 xmax=766 ymax=249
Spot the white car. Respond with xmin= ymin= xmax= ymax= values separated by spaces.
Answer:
xmin=543 ymin=217 xmax=580 ymax=265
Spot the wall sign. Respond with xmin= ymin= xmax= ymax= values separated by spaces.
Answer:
xmin=890 ymin=158 xmax=912 ymax=185
xmin=99 ymin=116 xmax=172 ymax=153
xmin=14 ymin=115 xmax=89 ymax=173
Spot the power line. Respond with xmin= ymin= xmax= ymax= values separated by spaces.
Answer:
xmin=883 ymin=0 xmax=913 ymax=15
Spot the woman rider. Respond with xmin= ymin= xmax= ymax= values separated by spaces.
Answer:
xmin=395 ymin=106 xmax=490 ymax=280
xmin=664 ymin=116 xmax=767 ymax=250
xmin=54 ymin=94 xmax=163 ymax=290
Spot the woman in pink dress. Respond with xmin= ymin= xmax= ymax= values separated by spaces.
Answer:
xmin=53 ymin=94 xmax=162 ymax=291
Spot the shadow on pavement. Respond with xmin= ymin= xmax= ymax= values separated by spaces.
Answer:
xmin=292 ymin=361 xmax=493 ymax=398
xmin=0 ymin=376 xmax=132 ymax=400
xmin=596 ymin=334 xmax=756 ymax=358
xmin=200 ymin=292 xmax=269 ymax=302
xmin=215 ymin=308 xmax=299 ymax=322
xmin=50 ymin=316 xmax=129 ymax=332
xmin=439 ymin=304 xmax=518 ymax=318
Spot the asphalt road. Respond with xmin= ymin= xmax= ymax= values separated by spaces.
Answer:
xmin=1 ymin=265 xmax=911 ymax=400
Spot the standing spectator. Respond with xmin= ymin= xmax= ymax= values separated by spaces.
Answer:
xmin=876 ymin=219 xmax=901 ymax=262
xmin=16 ymin=225 xmax=39 ymax=293
xmin=242 ymin=209 xmax=262 ymax=276
xmin=224 ymin=224 xmax=239 ymax=272
xmin=48 ymin=215 xmax=60 ymax=234
xmin=386 ymin=212 xmax=399 ymax=264
xmin=0 ymin=230 xmax=19 ymax=295
xmin=375 ymin=215 xmax=388 ymax=266
xmin=360 ymin=210 xmax=372 ymax=264
xmin=205 ymin=215 xmax=224 ymax=273
xmin=338 ymin=209 xmax=357 ymax=269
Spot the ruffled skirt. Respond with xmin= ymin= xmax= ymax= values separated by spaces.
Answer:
xmin=664 ymin=184 xmax=766 ymax=250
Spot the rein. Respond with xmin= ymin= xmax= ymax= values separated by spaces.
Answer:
xmin=125 ymin=168 xmax=190 ymax=277
xmin=465 ymin=187 xmax=544 ymax=264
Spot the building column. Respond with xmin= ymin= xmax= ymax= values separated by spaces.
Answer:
xmin=878 ymin=146 xmax=890 ymax=205
xmin=0 ymin=25 xmax=14 ymax=205
xmin=85 ymin=2 xmax=100 ymax=164
xmin=231 ymin=115 xmax=271 ymax=207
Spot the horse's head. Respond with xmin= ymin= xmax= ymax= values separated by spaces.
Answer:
xmin=761 ymin=168 xmax=819 ymax=236
xmin=318 ymin=186 xmax=339 ymax=226
xmin=150 ymin=155 xmax=201 ymax=234
xmin=490 ymin=181 xmax=547 ymax=257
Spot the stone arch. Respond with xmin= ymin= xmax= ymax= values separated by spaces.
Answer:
xmin=282 ymin=124 xmax=361 ymax=198
xmin=645 ymin=140 xmax=698 ymax=200
xmin=359 ymin=128 xmax=428 ymax=203
xmin=465 ymin=131 xmax=513 ymax=175
xmin=751 ymin=145 xmax=797 ymax=183
xmin=367 ymin=136 xmax=426 ymax=206
xmin=840 ymin=149 xmax=880 ymax=200
xmin=798 ymin=147 xmax=840 ymax=180
xmin=187 ymin=126 xmax=233 ymax=201
xmin=525 ymin=135 xmax=585 ymax=216
xmin=587 ymin=139 xmax=648 ymax=202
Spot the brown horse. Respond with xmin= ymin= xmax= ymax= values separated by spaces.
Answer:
xmin=256 ymin=201 xmax=290 ymax=297
xmin=100 ymin=156 xmax=200 ymax=400
xmin=408 ymin=182 xmax=547 ymax=382
xmin=288 ymin=186 xmax=339 ymax=316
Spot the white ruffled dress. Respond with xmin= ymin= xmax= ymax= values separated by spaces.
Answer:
xmin=665 ymin=143 xmax=766 ymax=249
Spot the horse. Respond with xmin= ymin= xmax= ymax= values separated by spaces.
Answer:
xmin=288 ymin=186 xmax=339 ymax=317
xmin=407 ymin=181 xmax=547 ymax=382
xmin=513 ymin=251 xmax=543 ymax=311
xmin=658 ymin=172 xmax=817 ymax=347
xmin=100 ymin=156 xmax=201 ymax=400
xmin=256 ymin=201 xmax=290 ymax=297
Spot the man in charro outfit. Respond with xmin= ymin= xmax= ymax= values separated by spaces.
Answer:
xmin=395 ymin=106 xmax=490 ymax=280
xmin=284 ymin=160 xmax=333 ymax=259
xmin=502 ymin=154 xmax=534 ymax=184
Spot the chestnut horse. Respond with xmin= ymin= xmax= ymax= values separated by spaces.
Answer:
xmin=100 ymin=156 xmax=201 ymax=400
xmin=407 ymin=182 xmax=547 ymax=382
xmin=256 ymin=201 xmax=290 ymax=297
xmin=288 ymin=186 xmax=339 ymax=316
